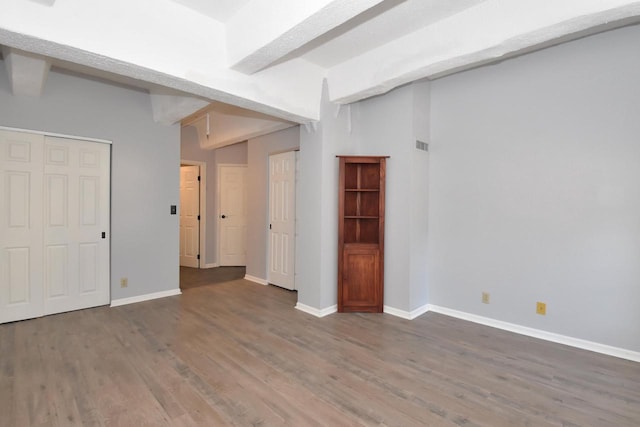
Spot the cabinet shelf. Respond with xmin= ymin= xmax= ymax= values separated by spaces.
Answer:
xmin=337 ymin=155 xmax=388 ymax=313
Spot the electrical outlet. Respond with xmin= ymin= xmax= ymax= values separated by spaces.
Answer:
xmin=482 ymin=292 xmax=490 ymax=304
xmin=536 ymin=301 xmax=546 ymax=315
xmin=120 ymin=277 xmax=128 ymax=288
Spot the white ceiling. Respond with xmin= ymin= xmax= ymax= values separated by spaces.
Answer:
xmin=300 ymin=0 xmax=486 ymax=68
xmin=170 ymin=0 xmax=249 ymax=21
xmin=2 ymin=0 xmax=640 ymax=138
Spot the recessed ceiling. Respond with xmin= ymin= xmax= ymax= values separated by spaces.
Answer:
xmin=2 ymin=0 xmax=640 ymax=127
xmin=169 ymin=0 xmax=250 ymax=21
xmin=301 ymin=0 xmax=486 ymax=68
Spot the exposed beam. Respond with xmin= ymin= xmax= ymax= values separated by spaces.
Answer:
xmin=0 ymin=0 xmax=323 ymax=122
xmin=327 ymin=0 xmax=640 ymax=104
xmin=149 ymin=90 xmax=209 ymax=125
xmin=227 ymin=0 xmax=385 ymax=74
xmin=28 ymin=0 xmax=56 ymax=6
xmin=1 ymin=47 xmax=51 ymax=97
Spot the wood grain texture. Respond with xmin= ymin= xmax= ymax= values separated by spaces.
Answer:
xmin=1 ymin=275 xmax=639 ymax=426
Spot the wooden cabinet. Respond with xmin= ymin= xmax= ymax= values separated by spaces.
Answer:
xmin=337 ymin=156 xmax=388 ymax=313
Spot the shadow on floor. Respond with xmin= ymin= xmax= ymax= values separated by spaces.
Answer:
xmin=180 ymin=266 xmax=246 ymax=290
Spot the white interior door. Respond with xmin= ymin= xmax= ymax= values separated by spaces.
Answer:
xmin=268 ymin=151 xmax=296 ymax=290
xmin=180 ymin=165 xmax=200 ymax=268
xmin=0 ymin=130 xmax=45 ymax=323
xmin=218 ymin=165 xmax=247 ymax=266
xmin=42 ymin=136 xmax=110 ymax=316
xmin=0 ymin=129 xmax=110 ymax=324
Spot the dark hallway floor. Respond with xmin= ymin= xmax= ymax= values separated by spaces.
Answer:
xmin=179 ymin=266 xmax=246 ymax=290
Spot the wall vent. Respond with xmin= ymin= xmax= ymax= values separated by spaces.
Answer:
xmin=415 ymin=140 xmax=429 ymax=152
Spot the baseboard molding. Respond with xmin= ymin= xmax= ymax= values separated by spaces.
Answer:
xmin=295 ymin=303 xmax=337 ymax=318
xmin=202 ymin=263 xmax=218 ymax=269
xmin=428 ymin=305 xmax=640 ymax=363
xmin=384 ymin=303 xmax=430 ymax=320
xmin=110 ymin=288 xmax=182 ymax=308
xmin=244 ymin=274 xmax=268 ymax=285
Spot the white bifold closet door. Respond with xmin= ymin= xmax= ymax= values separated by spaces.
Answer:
xmin=0 ymin=129 xmax=110 ymax=324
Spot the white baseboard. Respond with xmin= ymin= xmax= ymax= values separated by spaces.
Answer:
xmin=202 ymin=263 xmax=218 ymax=269
xmin=244 ymin=274 xmax=268 ymax=285
xmin=384 ymin=303 xmax=430 ymax=320
xmin=110 ymin=288 xmax=182 ymax=308
xmin=295 ymin=303 xmax=337 ymax=318
xmin=428 ymin=305 xmax=640 ymax=363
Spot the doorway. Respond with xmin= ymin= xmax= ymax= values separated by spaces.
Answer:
xmin=217 ymin=164 xmax=248 ymax=266
xmin=179 ymin=160 xmax=206 ymax=268
xmin=267 ymin=151 xmax=297 ymax=290
xmin=1 ymin=128 xmax=111 ymax=323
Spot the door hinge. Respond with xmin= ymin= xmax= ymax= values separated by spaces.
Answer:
xmin=197 ymin=254 xmax=200 ymax=260
xmin=269 ymin=224 xmax=272 ymax=229
xmin=197 ymin=175 xmax=201 ymax=181
xmin=198 ymin=215 xmax=200 ymax=220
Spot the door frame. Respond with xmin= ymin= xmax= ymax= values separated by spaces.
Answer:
xmin=217 ymin=163 xmax=248 ymax=266
xmin=266 ymin=149 xmax=299 ymax=290
xmin=1 ymin=126 xmax=112 ymax=323
xmin=180 ymin=160 xmax=207 ymax=268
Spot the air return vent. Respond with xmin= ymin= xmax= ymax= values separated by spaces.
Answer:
xmin=415 ymin=140 xmax=428 ymax=152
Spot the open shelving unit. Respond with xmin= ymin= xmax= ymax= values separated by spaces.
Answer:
xmin=337 ymin=155 xmax=388 ymax=313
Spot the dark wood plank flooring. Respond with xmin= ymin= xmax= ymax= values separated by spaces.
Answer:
xmin=1 ymin=277 xmax=639 ymax=426
xmin=179 ymin=266 xmax=246 ymax=290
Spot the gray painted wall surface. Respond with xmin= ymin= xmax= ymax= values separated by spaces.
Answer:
xmin=180 ymin=129 xmax=247 ymax=266
xmin=298 ymin=80 xmax=430 ymax=312
xmin=353 ymin=82 xmax=430 ymax=312
xmin=298 ymin=82 xmax=357 ymax=309
xmin=429 ymin=25 xmax=640 ymax=351
xmin=246 ymin=126 xmax=299 ymax=280
xmin=0 ymin=64 xmax=180 ymax=300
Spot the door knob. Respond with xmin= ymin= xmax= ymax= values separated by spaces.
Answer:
xmin=221 ymin=214 xmax=226 ymax=218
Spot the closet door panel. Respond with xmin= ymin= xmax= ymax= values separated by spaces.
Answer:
xmin=0 ymin=130 xmax=44 ymax=323
xmin=43 ymin=136 xmax=110 ymax=316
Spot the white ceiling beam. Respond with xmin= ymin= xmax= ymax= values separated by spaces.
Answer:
xmin=327 ymin=0 xmax=640 ymax=104
xmin=227 ymin=0 xmax=385 ymax=74
xmin=149 ymin=90 xmax=209 ymax=125
xmin=0 ymin=0 xmax=324 ymax=122
xmin=28 ymin=0 xmax=56 ymax=6
xmin=1 ymin=46 xmax=51 ymax=97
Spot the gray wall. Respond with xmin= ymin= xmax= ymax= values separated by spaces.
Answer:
xmin=429 ymin=25 xmax=640 ymax=351
xmin=0 ymin=64 xmax=180 ymax=300
xmin=246 ymin=126 xmax=299 ymax=279
xmin=297 ymin=80 xmax=430 ymax=312
xmin=354 ymin=83 xmax=430 ymax=312
xmin=298 ymin=81 xmax=357 ymax=309
xmin=180 ymin=128 xmax=247 ymax=266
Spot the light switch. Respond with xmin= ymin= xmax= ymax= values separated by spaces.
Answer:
xmin=170 ymin=205 xmax=177 ymax=215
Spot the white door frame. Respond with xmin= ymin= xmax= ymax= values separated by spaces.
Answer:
xmin=180 ymin=160 xmax=207 ymax=268
xmin=1 ymin=127 xmax=111 ymax=323
xmin=266 ymin=150 xmax=298 ymax=290
xmin=217 ymin=163 xmax=247 ymax=266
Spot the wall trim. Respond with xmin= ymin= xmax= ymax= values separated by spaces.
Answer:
xmin=110 ymin=288 xmax=181 ymax=308
xmin=244 ymin=274 xmax=268 ymax=285
xmin=0 ymin=125 xmax=112 ymax=144
xmin=384 ymin=303 xmax=430 ymax=320
xmin=203 ymin=263 xmax=219 ymax=269
xmin=428 ymin=305 xmax=640 ymax=363
xmin=295 ymin=303 xmax=337 ymax=318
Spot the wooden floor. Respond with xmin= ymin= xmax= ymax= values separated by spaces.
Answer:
xmin=179 ymin=266 xmax=246 ymax=290
xmin=1 ymin=277 xmax=639 ymax=426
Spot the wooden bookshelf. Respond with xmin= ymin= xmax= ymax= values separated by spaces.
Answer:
xmin=337 ymin=155 xmax=388 ymax=313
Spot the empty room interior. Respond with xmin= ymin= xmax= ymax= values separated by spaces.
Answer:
xmin=1 ymin=1 xmax=639 ymax=426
